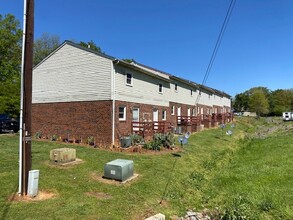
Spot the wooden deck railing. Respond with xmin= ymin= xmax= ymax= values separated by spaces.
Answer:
xmin=131 ymin=121 xmax=172 ymax=137
xmin=177 ymin=113 xmax=233 ymax=126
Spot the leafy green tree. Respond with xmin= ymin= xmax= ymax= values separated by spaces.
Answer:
xmin=0 ymin=14 xmax=22 ymax=82
xmin=79 ymin=40 xmax=103 ymax=53
xmin=249 ymin=88 xmax=269 ymax=117
xmin=269 ymin=89 xmax=293 ymax=115
xmin=122 ymin=58 xmax=136 ymax=63
xmin=34 ymin=32 xmax=60 ymax=66
xmin=0 ymin=14 xmax=22 ymax=116
xmin=233 ymin=92 xmax=249 ymax=112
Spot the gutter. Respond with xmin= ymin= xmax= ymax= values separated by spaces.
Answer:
xmin=111 ymin=61 xmax=116 ymax=146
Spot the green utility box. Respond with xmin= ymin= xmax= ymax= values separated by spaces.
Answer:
xmin=104 ymin=159 xmax=134 ymax=181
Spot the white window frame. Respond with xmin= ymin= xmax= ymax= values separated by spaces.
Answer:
xmin=158 ymin=83 xmax=163 ymax=93
xmin=175 ymin=83 xmax=178 ymax=92
xmin=125 ymin=73 xmax=133 ymax=86
xmin=192 ymin=108 xmax=196 ymax=116
xmin=190 ymin=89 xmax=193 ymax=96
xmin=171 ymin=106 xmax=175 ymax=115
xmin=119 ymin=106 xmax=126 ymax=121
xmin=162 ymin=110 xmax=166 ymax=120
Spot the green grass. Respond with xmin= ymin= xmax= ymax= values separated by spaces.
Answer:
xmin=0 ymin=117 xmax=292 ymax=219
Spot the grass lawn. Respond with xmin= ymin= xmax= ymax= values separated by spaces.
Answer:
xmin=0 ymin=117 xmax=292 ymax=219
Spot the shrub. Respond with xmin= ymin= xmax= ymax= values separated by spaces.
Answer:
xmin=221 ymin=196 xmax=253 ymax=220
xmin=34 ymin=131 xmax=42 ymax=139
xmin=50 ymin=134 xmax=58 ymax=141
xmin=87 ymin=136 xmax=95 ymax=145
xmin=130 ymin=133 xmax=144 ymax=145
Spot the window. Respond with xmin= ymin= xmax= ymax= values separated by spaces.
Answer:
xmin=159 ymin=83 xmax=163 ymax=93
xmin=190 ymin=89 xmax=193 ymax=96
xmin=126 ymin=73 xmax=132 ymax=85
xmin=119 ymin=106 xmax=126 ymax=121
xmin=171 ymin=106 xmax=175 ymax=115
xmin=175 ymin=83 xmax=178 ymax=91
xmin=162 ymin=110 xmax=166 ymax=120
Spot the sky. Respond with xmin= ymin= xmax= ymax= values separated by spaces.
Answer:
xmin=1 ymin=0 xmax=293 ymax=97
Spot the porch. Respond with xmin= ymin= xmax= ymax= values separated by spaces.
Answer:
xmin=130 ymin=113 xmax=233 ymax=138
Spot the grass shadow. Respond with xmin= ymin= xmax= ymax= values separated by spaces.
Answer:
xmin=1 ymin=184 xmax=18 ymax=220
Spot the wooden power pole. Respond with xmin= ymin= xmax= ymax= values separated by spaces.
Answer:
xmin=21 ymin=0 xmax=34 ymax=195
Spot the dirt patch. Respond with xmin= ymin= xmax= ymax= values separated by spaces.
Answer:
xmin=90 ymin=172 xmax=139 ymax=185
xmin=45 ymin=158 xmax=84 ymax=169
xmin=8 ymin=190 xmax=56 ymax=202
xmin=85 ymin=192 xmax=112 ymax=199
xmin=110 ymin=145 xmax=183 ymax=155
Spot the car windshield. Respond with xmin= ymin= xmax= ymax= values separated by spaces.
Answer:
xmin=0 ymin=114 xmax=10 ymax=120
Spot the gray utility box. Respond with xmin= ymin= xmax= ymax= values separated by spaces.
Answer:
xmin=27 ymin=170 xmax=39 ymax=197
xmin=50 ymin=148 xmax=76 ymax=163
xmin=104 ymin=159 xmax=134 ymax=181
xmin=120 ymin=136 xmax=131 ymax=148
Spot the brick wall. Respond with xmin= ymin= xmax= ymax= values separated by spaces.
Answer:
xmin=32 ymin=101 xmax=113 ymax=146
xmin=114 ymin=101 xmax=171 ymax=141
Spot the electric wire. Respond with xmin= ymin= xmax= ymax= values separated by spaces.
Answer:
xmin=194 ymin=0 xmax=236 ymax=106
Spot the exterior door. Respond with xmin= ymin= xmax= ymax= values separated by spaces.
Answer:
xmin=187 ymin=108 xmax=191 ymax=123
xmin=132 ymin=107 xmax=139 ymax=131
xmin=153 ymin=109 xmax=158 ymax=130
xmin=177 ymin=107 xmax=181 ymax=124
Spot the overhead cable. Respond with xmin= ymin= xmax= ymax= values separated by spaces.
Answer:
xmin=194 ymin=0 xmax=236 ymax=106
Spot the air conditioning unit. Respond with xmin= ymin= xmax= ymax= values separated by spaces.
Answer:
xmin=50 ymin=148 xmax=76 ymax=163
xmin=120 ymin=136 xmax=131 ymax=148
xmin=104 ymin=159 xmax=133 ymax=182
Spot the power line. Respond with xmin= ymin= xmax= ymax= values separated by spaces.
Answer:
xmin=194 ymin=0 xmax=236 ymax=106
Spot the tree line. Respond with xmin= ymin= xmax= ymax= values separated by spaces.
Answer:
xmin=1 ymin=13 xmax=292 ymax=118
xmin=233 ymin=87 xmax=293 ymax=117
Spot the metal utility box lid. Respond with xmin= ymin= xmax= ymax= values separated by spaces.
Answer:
xmin=50 ymin=148 xmax=76 ymax=163
xmin=104 ymin=159 xmax=134 ymax=182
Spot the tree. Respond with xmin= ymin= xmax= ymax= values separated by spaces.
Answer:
xmin=0 ymin=14 xmax=22 ymax=116
xmin=249 ymin=88 xmax=269 ymax=117
xmin=122 ymin=58 xmax=136 ymax=63
xmin=233 ymin=92 xmax=249 ymax=112
xmin=269 ymin=89 xmax=293 ymax=115
xmin=79 ymin=40 xmax=103 ymax=53
xmin=34 ymin=32 xmax=60 ymax=66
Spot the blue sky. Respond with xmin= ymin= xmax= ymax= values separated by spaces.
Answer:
xmin=2 ymin=0 xmax=293 ymax=97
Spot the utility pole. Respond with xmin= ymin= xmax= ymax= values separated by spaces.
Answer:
xmin=19 ymin=0 xmax=34 ymax=195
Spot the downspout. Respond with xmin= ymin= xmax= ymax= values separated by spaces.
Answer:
xmin=111 ymin=60 xmax=117 ymax=146
xmin=19 ymin=0 xmax=27 ymax=195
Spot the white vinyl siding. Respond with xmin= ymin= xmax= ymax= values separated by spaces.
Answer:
xmin=114 ymin=66 xmax=169 ymax=107
xmin=32 ymin=44 xmax=112 ymax=103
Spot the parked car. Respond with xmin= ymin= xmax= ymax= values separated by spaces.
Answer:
xmin=282 ymin=112 xmax=293 ymax=121
xmin=0 ymin=114 xmax=19 ymax=133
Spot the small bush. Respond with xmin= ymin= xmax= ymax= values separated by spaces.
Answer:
xmin=87 ymin=136 xmax=95 ymax=145
xmin=34 ymin=131 xmax=42 ymax=139
xmin=50 ymin=134 xmax=58 ymax=141
xmin=259 ymin=198 xmax=273 ymax=212
xmin=221 ymin=196 xmax=253 ymax=220
xmin=130 ymin=133 xmax=144 ymax=145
